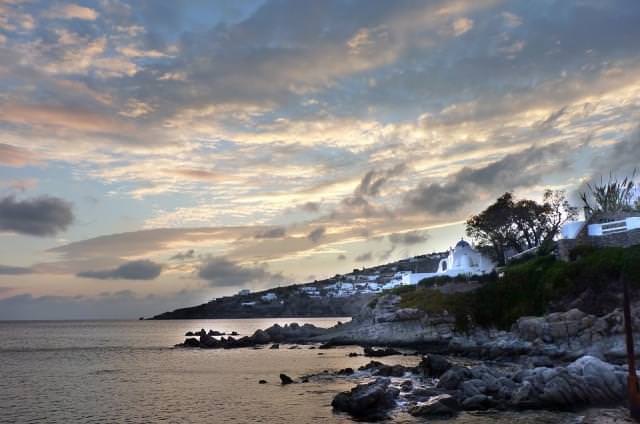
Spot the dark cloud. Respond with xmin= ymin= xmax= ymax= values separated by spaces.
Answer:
xmin=198 ymin=257 xmax=280 ymax=287
xmin=307 ymin=226 xmax=326 ymax=243
xmin=0 ymin=195 xmax=73 ymax=236
xmin=170 ymin=249 xmax=195 ymax=260
xmin=355 ymin=163 xmax=406 ymax=197
xmin=0 ymin=265 xmax=33 ymax=275
xmin=77 ymin=260 xmax=163 ymax=280
xmin=388 ymin=230 xmax=429 ymax=245
xmin=404 ymin=143 xmax=570 ymax=214
xmin=355 ymin=252 xmax=373 ymax=262
xmin=254 ymin=226 xmax=286 ymax=239
xmin=300 ymin=201 xmax=321 ymax=213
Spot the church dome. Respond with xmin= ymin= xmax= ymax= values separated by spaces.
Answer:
xmin=455 ymin=239 xmax=471 ymax=249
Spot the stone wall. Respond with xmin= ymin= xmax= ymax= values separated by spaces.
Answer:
xmin=558 ymin=228 xmax=640 ymax=261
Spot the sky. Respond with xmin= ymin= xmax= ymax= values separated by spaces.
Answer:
xmin=1 ymin=0 xmax=639 ymax=319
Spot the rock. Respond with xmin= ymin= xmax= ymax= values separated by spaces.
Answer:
xmin=364 ymin=346 xmax=401 ymax=357
xmin=182 ymin=337 xmax=200 ymax=348
xmin=270 ymin=344 xmax=280 ymax=349
xmin=208 ymin=330 xmax=224 ymax=336
xmin=348 ymin=352 xmax=359 ymax=357
xmin=338 ymin=367 xmax=354 ymax=375
xmin=409 ymin=394 xmax=459 ymax=418
xmin=331 ymin=377 xmax=399 ymax=419
xmin=258 ymin=380 xmax=267 ymax=384
xmin=251 ymin=329 xmax=271 ymax=345
xmin=374 ymin=364 xmax=408 ymax=377
xmin=436 ymin=366 xmax=472 ymax=390
xmin=359 ymin=361 xmax=384 ymax=371
xmin=318 ymin=342 xmax=336 ymax=349
xmin=199 ymin=333 xmax=220 ymax=348
xmin=400 ymin=380 xmax=413 ymax=392
xmin=185 ymin=331 xmax=194 ymax=336
xmin=416 ymin=354 xmax=452 ymax=378
xmin=280 ymin=374 xmax=294 ymax=385
xmin=289 ymin=345 xmax=299 ymax=349
xmin=231 ymin=331 xmax=239 ymax=336
xmin=461 ymin=394 xmax=495 ymax=411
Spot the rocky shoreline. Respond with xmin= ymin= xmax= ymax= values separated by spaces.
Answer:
xmin=174 ymin=294 xmax=639 ymax=420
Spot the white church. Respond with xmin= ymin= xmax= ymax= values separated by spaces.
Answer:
xmin=393 ymin=239 xmax=496 ymax=287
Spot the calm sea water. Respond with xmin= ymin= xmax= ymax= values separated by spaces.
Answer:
xmin=0 ymin=319 xmax=587 ymax=423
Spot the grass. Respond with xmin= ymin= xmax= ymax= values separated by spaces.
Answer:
xmin=395 ymin=245 xmax=640 ymax=331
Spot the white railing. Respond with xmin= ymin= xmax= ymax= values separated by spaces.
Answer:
xmin=587 ymin=217 xmax=640 ymax=236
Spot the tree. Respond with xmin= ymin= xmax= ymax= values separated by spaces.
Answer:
xmin=466 ymin=191 xmax=577 ymax=264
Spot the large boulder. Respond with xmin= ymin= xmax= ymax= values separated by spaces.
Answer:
xmin=436 ymin=366 xmax=472 ymax=390
xmin=415 ymin=354 xmax=452 ymax=378
xmin=331 ymin=377 xmax=399 ymax=419
xmin=409 ymin=394 xmax=459 ymax=418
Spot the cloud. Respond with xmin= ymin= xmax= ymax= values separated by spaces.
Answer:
xmin=0 ymin=195 xmax=73 ymax=236
xmin=388 ymin=230 xmax=429 ymax=245
xmin=46 ymin=4 xmax=99 ymax=21
xmin=355 ymin=252 xmax=372 ymax=262
xmin=403 ymin=142 xmax=571 ymax=214
xmin=300 ymin=201 xmax=321 ymax=213
xmin=0 ymin=144 xmax=38 ymax=167
xmin=337 ymin=254 xmax=347 ymax=261
xmin=198 ymin=257 xmax=280 ymax=287
xmin=452 ymin=17 xmax=473 ymax=36
xmin=355 ymin=163 xmax=406 ymax=197
xmin=170 ymin=249 xmax=195 ymax=261
xmin=307 ymin=226 xmax=326 ymax=243
xmin=0 ymin=265 xmax=33 ymax=275
xmin=77 ymin=260 xmax=162 ymax=280
xmin=254 ymin=226 xmax=286 ymax=239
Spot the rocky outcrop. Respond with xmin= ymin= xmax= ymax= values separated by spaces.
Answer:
xmin=331 ymin=377 xmax=399 ymax=420
xmin=315 ymin=295 xmax=640 ymax=363
xmin=176 ymin=322 xmax=329 ymax=349
xmin=409 ymin=394 xmax=459 ymax=418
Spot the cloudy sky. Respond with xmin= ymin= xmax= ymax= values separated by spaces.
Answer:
xmin=1 ymin=0 xmax=639 ymax=319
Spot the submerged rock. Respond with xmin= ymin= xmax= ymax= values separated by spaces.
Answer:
xmin=280 ymin=374 xmax=294 ymax=385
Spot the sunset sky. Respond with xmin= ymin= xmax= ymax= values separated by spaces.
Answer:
xmin=1 ymin=0 xmax=639 ymax=319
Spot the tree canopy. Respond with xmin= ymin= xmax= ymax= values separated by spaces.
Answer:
xmin=466 ymin=191 xmax=577 ymax=264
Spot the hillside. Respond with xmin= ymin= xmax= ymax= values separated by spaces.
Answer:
xmin=152 ymin=252 xmax=444 ymax=319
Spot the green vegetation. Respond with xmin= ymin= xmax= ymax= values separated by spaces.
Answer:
xmin=580 ymin=170 xmax=639 ymax=214
xmin=396 ymin=245 xmax=640 ymax=331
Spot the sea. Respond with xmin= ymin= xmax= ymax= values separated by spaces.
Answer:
xmin=0 ymin=319 xmax=600 ymax=423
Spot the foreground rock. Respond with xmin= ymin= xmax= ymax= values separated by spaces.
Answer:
xmin=334 ymin=355 xmax=628 ymax=417
xmin=409 ymin=394 xmax=459 ymax=418
xmin=331 ymin=377 xmax=399 ymax=420
xmin=176 ymin=322 xmax=329 ymax=349
xmin=280 ymin=374 xmax=294 ymax=385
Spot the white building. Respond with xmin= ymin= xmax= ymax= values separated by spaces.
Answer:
xmin=436 ymin=239 xmax=495 ymax=277
xmin=261 ymin=292 xmax=278 ymax=302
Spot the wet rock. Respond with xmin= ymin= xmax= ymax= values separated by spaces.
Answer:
xmin=364 ymin=346 xmax=401 ymax=357
xmin=208 ymin=330 xmax=224 ymax=336
xmin=182 ymin=337 xmax=200 ymax=348
xmin=251 ymin=329 xmax=271 ymax=345
xmin=409 ymin=394 xmax=459 ymax=418
xmin=348 ymin=352 xmax=359 ymax=357
xmin=258 ymin=380 xmax=267 ymax=384
xmin=185 ymin=331 xmax=195 ymax=337
xmin=461 ymin=394 xmax=496 ymax=411
xmin=199 ymin=333 xmax=220 ymax=349
xmin=374 ymin=364 xmax=408 ymax=377
xmin=270 ymin=344 xmax=279 ymax=349
xmin=415 ymin=354 xmax=452 ymax=378
xmin=280 ymin=374 xmax=294 ymax=385
xmin=359 ymin=361 xmax=384 ymax=371
xmin=231 ymin=331 xmax=239 ymax=336
xmin=436 ymin=366 xmax=473 ymax=390
xmin=337 ymin=367 xmax=354 ymax=375
xmin=331 ymin=377 xmax=399 ymax=419
xmin=400 ymin=380 xmax=413 ymax=392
